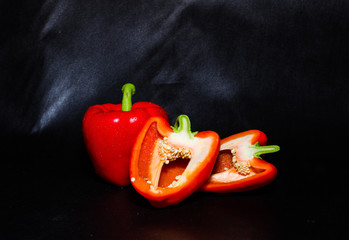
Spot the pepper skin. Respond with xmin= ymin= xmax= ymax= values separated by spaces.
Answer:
xmin=82 ymin=83 xmax=168 ymax=186
xmin=130 ymin=115 xmax=220 ymax=207
xmin=200 ymin=130 xmax=280 ymax=193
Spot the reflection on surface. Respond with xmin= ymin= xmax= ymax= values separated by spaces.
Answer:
xmin=79 ymin=188 xmax=276 ymax=240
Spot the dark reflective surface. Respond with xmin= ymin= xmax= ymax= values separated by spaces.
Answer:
xmin=1 ymin=0 xmax=348 ymax=239
xmin=3 ymin=134 xmax=347 ymax=239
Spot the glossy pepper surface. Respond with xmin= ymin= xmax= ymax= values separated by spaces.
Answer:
xmin=130 ymin=115 xmax=220 ymax=207
xmin=82 ymin=83 xmax=168 ymax=186
xmin=200 ymin=130 xmax=280 ymax=193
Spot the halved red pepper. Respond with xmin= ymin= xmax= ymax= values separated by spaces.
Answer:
xmin=200 ymin=130 xmax=280 ymax=193
xmin=130 ymin=115 xmax=220 ymax=207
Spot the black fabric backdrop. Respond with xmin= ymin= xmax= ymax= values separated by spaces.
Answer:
xmin=1 ymin=0 xmax=348 ymax=239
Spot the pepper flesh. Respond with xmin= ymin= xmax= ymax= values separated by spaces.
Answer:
xmin=200 ymin=130 xmax=280 ymax=193
xmin=130 ymin=115 xmax=220 ymax=207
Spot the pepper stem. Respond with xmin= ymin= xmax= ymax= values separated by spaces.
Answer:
xmin=249 ymin=142 xmax=280 ymax=159
xmin=121 ymin=83 xmax=135 ymax=111
xmin=171 ymin=115 xmax=198 ymax=139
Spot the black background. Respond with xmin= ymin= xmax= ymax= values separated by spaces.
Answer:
xmin=1 ymin=0 xmax=348 ymax=239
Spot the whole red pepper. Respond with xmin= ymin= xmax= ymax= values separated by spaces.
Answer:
xmin=130 ymin=115 xmax=220 ymax=207
xmin=82 ymin=83 xmax=168 ymax=186
xmin=200 ymin=130 xmax=280 ymax=192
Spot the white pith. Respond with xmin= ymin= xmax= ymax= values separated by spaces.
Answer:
xmin=209 ymin=134 xmax=257 ymax=183
xmin=220 ymin=134 xmax=256 ymax=161
xmin=147 ymin=131 xmax=213 ymax=193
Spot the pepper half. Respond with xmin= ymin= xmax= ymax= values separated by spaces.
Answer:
xmin=130 ymin=115 xmax=220 ymax=207
xmin=200 ymin=130 xmax=280 ymax=193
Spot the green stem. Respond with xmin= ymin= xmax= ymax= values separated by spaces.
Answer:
xmin=249 ymin=142 xmax=280 ymax=159
xmin=121 ymin=83 xmax=135 ymax=111
xmin=171 ymin=115 xmax=198 ymax=139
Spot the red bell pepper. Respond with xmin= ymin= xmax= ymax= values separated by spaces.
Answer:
xmin=82 ymin=83 xmax=168 ymax=186
xmin=130 ymin=115 xmax=220 ymax=207
xmin=200 ymin=130 xmax=279 ymax=193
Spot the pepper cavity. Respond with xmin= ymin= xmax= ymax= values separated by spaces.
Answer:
xmin=212 ymin=148 xmax=251 ymax=175
xmin=155 ymin=137 xmax=192 ymax=188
